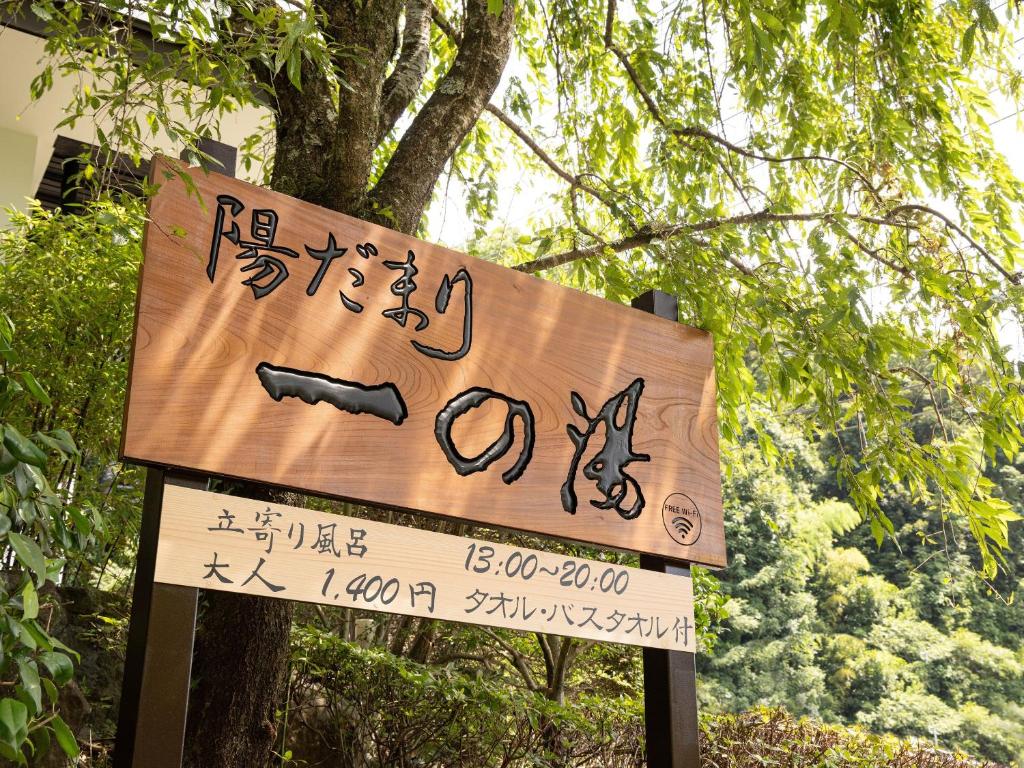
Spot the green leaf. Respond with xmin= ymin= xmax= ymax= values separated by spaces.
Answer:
xmin=29 ymin=725 xmax=49 ymax=759
xmin=41 ymin=679 xmax=57 ymax=706
xmin=486 ymin=0 xmax=503 ymax=15
xmin=8 ymin=533 xmax=46 ymax=588
xmin=0 ymin=697 xmax=29 ymax=752
xmin=17 ymin=373 xmax=49 ymax=407
xmin=15 ymin=498 xmax=37 ymax=526
xmin=29 ymin=2 xmax=52 ymax=21
xmin=286 ymin=48 xmax=302 ymax=91
xmin=10 ymin=617 xmax=37 ymax=651
xmin=51 ymin=715 xmax=78 ymax=758
xmin=752 ymin=7 xmax=783 ymax=34
xmin=20 ymin=582 xmax=38 ymax=621
xmin=2 ymin=426 xmax=46 ymax=468
xmin=33 ymin=432 xmax=75 ymax=459
xmin=16 ymin=661 xmax=41 ymax=714
xmin=13 ymin=465 xmax=37 ymax=497
xmin=23 ymin=621 xmax=53 ymax=653
xmin=39 ymin=652 xmax=73 ymax=685
xmin=48 ymin=429 xmax=76 ymax=455
xmin=67 ymin=507 xmax=91 ymax=536
xmin=0 ymin=446 xmax=16 ymax=475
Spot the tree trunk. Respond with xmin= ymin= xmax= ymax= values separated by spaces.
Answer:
xmin=183 ymin=0 xmax=516 ymax=761
xmin=184 ymin=486 xmax=296 ymax=767
xmin=183 ymin=591 xmax=293 ymax=766
xmin=538 ymin=634 xmax=578 ymax=766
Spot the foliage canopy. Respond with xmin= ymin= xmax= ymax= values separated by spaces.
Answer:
xmin=5 ymin=0 xmax=1023 ymax=577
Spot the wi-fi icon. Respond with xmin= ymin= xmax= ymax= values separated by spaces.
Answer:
xmin=672 ymin=516 xmax=694 ymax=537
xmin=663 ymin=493 xmax=702 ymax=545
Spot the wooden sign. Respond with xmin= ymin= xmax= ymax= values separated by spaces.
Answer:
xmin=122 ymin=157 xmax=726 ymax=566
xmin=154 ymin=485 xmax=696 ymax=652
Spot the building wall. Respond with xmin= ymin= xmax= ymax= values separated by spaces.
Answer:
xmin=0 ymin=25 xmax=271 ymax=224
xmin=0 ymin=126 xmax=37 ymax=227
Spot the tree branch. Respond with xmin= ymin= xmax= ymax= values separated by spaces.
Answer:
xmin=549 ymin=635 xmax=575 ymax=701
xmin=378 ymin=0 xmax=433 ymax=141
xmin=482 ymin=628 xmax=540 ymax=691
xmin=432 ymin=652 xmax=493 ymax=666
xmin=832 ymin=223 xmax=913 ymax=278
xmin=513 ymin=209 xmax=923 ymax=273
xmin=512 ymin=129 xmax=1011 ymax=284
xmin=887 ymin=203 xmax=1021 ymax=285
xmin=431 ymin=10 xmax=632 ymax=234
xmin=602 ymin=0 xmax=882 ymax=203
xmin=534 ymin=632 xmax=555 ymax=681
xmin=671 ymin=124 xmax=883 ymax=204
xmin=430 ymin=3 xmax=462 ymax=44
xmin=891 ymin=365 xmax=950 ymax=443
xmin=317 ymin=0 xmax=407 ymax=213
xmin=483 ymin=104 xmax=615 ymax=209
xmin=405 ymin=616 xmax=437 ymax=662
xmin=601 ymin=0 xmax=1017 ymax=283
xmin=515 ymin=209 xmax=825 ymax=272
xmin=365 ymin=0 xmax=516 ymax=233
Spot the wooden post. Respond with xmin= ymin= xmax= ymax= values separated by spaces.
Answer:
xmin=113 ymin=138 xmax=237 ymax=768
xmin=632 ymin=290 xmax=702 ymax=767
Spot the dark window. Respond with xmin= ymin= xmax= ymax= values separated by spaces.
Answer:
xmin=34 ymin=136 xmax=149 ymax=212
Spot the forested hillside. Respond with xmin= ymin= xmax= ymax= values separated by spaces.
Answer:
xmin=701 ymin=412 xmax=1024 ymax=764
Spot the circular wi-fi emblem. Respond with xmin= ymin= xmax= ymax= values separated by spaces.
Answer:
xmin=662 ymin=493 xmax=702 ymax=546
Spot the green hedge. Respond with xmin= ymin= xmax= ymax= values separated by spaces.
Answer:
xmin=282 ymin=629 xmax=1003 ymax=768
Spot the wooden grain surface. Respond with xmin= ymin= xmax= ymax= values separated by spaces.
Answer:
xmin=122 ymin=157 xmax=726 ymax=566
xmin=155 ymin=485 xmax=696 ymax=652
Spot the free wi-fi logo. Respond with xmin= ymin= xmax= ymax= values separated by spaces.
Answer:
xmin=671 ymin=514 xmax=696 ymax=538
xmin=662 ymin=493 xmax=702 ymax=546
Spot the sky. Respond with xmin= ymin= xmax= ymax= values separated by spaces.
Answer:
xmin=988 ymin=92 xmax=1024 ymax=361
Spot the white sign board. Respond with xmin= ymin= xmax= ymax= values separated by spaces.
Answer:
xmin=154 ymin=485 xmax=696 ymax=652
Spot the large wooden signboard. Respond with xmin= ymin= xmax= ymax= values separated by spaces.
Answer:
xmin=155 ymin=485 xmax=695 ymax=651
xmin=121 ymin=157 xmax=725 ymax=566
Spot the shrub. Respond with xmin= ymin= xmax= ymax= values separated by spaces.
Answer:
xmin=704 ymin=708 xmax=1002 ymax=768
xmin=281 ymin=628 xmax=1002 ymax=768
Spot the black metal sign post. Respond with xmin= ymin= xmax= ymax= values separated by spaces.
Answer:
xmin=113 ymin=470 xmax=201 ymax=768
xmin=633 ymin=290 xmax=702 ymax=768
